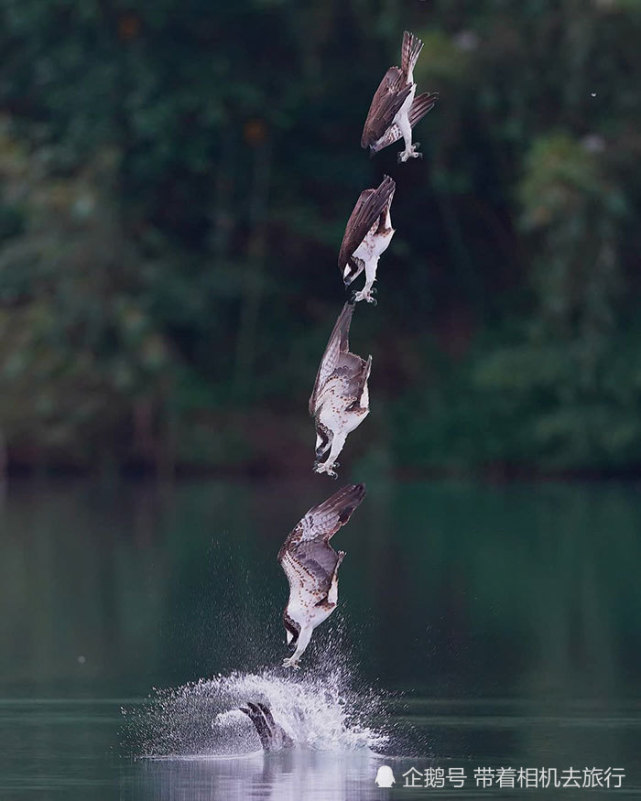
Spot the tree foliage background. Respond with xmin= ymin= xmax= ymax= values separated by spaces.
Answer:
xmin=1 ymin=0 xmax=641 ymax=476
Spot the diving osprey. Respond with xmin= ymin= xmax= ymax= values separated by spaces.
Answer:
xmin=310 ymin=302 xmax=371 ymax=478
xmin=361 ymin=31 xmax=438 ymax=163
xmin=240 ymin=702 xmax=293 ymax=751
xmin=339 ymin=174 xmax=395 ymax=304
xmin=279 ymin=483 xmax=366 ymax=668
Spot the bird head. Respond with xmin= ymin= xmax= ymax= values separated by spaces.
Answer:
xmin=314 ymin=423 xmax=331 ymax=462
xmin=343 ymin=259 xmax=361 ymax=288
xmin=283 ymin=611 xmax=300 ymax=650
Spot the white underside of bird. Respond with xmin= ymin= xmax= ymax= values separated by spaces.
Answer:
xmin=278 ymin=483 xmax=365 ymax=668
xmin=374 ymin=82 xmax=419 ymax=163
xmin=314 ymin=377 xmax=369 ymax=477
xmin=348 ymin=215 xmax=395 ymax=304
xmin=281 ymin=548 xmax=343 ymax=668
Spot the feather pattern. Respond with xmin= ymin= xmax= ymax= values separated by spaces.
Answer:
xmin=309 ymin=302 xmax=355 ymax=416
xmin=401 ymin=30 xmax=424 ymax=79
xmin=338 ymin=175 xmax=396 ymax=274
xmin=309 ymin=303 xmax=371 ymax=477
xmin=360 ymin=31 xmax=437 ymax=161
xmin=375 ymin=92 xmax=439 ymax=148
xmin=278 ymin=483 xmax=365 ymax=603
xmin=361 ymin=68 xmax=412 ymax=149
xmin=278 ymin=483 xmax=366 ymax=667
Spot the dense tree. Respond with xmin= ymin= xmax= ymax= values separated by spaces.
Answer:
xmin=1 ymin=0 xmax=641 ymax=475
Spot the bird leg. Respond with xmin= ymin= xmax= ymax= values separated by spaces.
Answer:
xmin=397 ymin=113 xmax=422 ymax=163
xmin=313 ymin=432 xmax=346 ymax=478
xmin=283 ymin=625 xmax=313 ymax=668
xmin=352 ymin=260 xmax=378 ymax=304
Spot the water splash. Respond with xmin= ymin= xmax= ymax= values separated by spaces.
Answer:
xmin=124 ymin=661 xmax=389 ymax=757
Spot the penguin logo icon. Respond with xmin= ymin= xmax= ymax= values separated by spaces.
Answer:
xmin=375 ymin=765 xmax=396 ymax=788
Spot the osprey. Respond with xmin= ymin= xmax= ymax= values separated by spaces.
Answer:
xmin=339 ymin=174 xmax=396 ymax=304
xmin=361 ymin=31 xmax=438 ymax=163
xmin=278 ymin=483 xmax=366 ymax=668
xmin=309 ymin=302 xmax=371 ymax=478
xmin=239 ymin=702 xmax=294 ymax=751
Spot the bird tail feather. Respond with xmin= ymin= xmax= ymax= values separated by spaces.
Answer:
xmin=401 ymin=31 xmax=423 ymax=78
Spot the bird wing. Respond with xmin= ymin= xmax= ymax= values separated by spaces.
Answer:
xmin=338 ymin=176 xmax=396 ymax=271
xmin=281 ymin=539 xmax=339 ymax=597
xmin=346 ymin=354 xmax=371 ymax=409
xmin=320 ymin=351 xmax=370 ymax=410
xmin=240 ymin=703 xmax=273 ymax=750
xmin=374 ymin=92 xmax=439 ymax=149
xmin=309 ymin=302 xmax=355 ymax=416
xmin=278 ymin=483 xmax=366 ymax=596
xmin=361 ymin=67 xmax=412 ymax=148
xmin=409 ymin=92 xmax=439 ymax=127
xmin=279 ymin=483 xmax=366 ymax=552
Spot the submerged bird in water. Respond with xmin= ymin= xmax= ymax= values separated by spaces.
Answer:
xmin=339 ymin=175 xmax=396 ymax=304
xmin=310 ymin=302 xmax=371 ymax=478
xmin=278 ymin=483 xmax=366 ymax=668
xmin=239 ymin=702 xmax=294 ymax=751
xmin=361 ymin=31 xmax=438 ymax=163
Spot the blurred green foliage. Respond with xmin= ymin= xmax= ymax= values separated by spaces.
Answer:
xmin=2 ymin=0 xmax=641 ymax=475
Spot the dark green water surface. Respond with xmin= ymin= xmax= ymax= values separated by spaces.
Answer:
xmin=0 ymin=479 xmax=639 ymax=799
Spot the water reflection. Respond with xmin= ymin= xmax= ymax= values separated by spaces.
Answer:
xmin=129 ymin=750 xmax=384 ymax=801
xmin=1 ymin=478 xmax=640 ymax=799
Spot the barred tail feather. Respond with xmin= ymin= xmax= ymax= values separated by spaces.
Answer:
xmin=401 ymin=31 xmax=424 ymax=78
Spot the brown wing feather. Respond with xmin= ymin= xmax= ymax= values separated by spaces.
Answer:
xmin=361 ymin=67 xmax=412 ymax=148
xmin=346 ymin=354 xmax=371 ymax=409
xmin=338 ymin=176 xmax=396 ymax=271
xmin=409 ymin=92 xmax=439 ymax=127
xmin=378 ymin=93 xmax=439 ymax=148
xmin=309 ymin=302 xmax=355 ymax=416
xmin=278 ymin=483 xmax=366 ymax=561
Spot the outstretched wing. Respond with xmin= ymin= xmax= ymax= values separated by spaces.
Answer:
xmin=279 ymin=483 xmax=366 ymax=555
xmin=361 ymin=67 xmax=412 ymax=149
xmin=280 ymin=539 xmax=339 ymax=598
xmin=409 ymin=92 xmax=439 ymax=127
xmin=309 ymin=302 xmax=355 ymax=416
xmin=278 ymin=483 xmax=366 ymax=594
xmin=338 ymin=176 xmax=396 ymax=271
xmin=239 ymin=703 xmax=273 ymax=750
xmin=374 ymin=92 xmax=439 ymax=150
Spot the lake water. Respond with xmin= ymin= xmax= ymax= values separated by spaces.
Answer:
xmin=0 ymin=478 xmax=639 ymax=799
